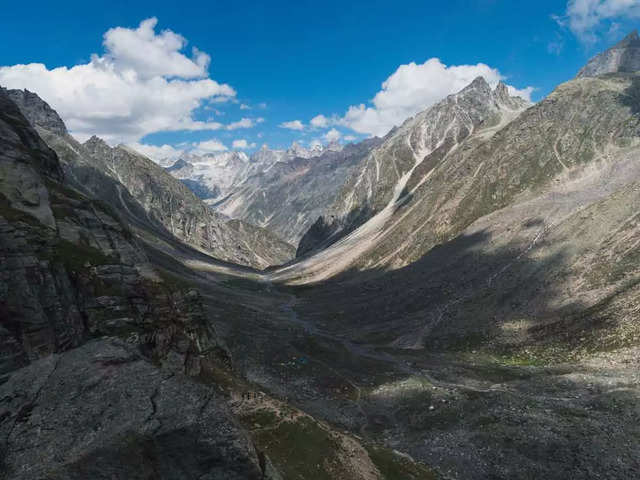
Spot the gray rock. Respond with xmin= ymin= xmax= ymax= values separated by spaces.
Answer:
xmin=577 ymin=30 xmax=640 ymax=78
xmin=0 ymin=339 xmax=263 ymax=480
xmin=2 ymin=88 xmax=67 ymax=136
xmin=216 ymin=138 xmax=381 ymax=245
xmin=297 ymin=77 xmax=529 ymax=257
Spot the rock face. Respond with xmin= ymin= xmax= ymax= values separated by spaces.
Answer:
xmin=2 ymin=88 xmax=67 ymax=136
xmin=5 ymin=89 xmax=295 ymax=269
xmin=296 ymin=77 xmax=529 ymax=258
xmin=0 ymin=339 xmax=262 ymax=480
xmin=0 ymin=87 xmax=224 ymax=379
xmin=577 ymin=30 xmax=640 ymax=78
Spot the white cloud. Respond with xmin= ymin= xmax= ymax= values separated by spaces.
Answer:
xmin=310 ymin=114 xmax=330 ymax=128
xmin=101 ymin=17 xmax=210 ymax=79
xmin=226 ymin=117 xmax=263 ymax=130
xmin=324 ymin=128 xmax=341 ymax=142
xmin=232 ymin=139 xmax=256 ymax=149
xmin=194 ymin=139 xmax=228 ymax=153
xmin=558 ymin=0 xmax=640 ymax=43
xmin=127 ymin=142 xmax=184 ymax=162
xmin=507 ymin=85 xmax=535 ymax=101
xmin=344 ymin=135 xmax=357 ymax=142
xmin=309 ymin=139 xmax=323 ymax=149
xmin=279 ymin=119 xmax=305 ymax=130
xmin=0 ymin=18 xmax=236 ymax=143
xmin=335 ymin=58 xmax=532 ymax=137
xmin=239 ymin=103 xmax=251 ymax=110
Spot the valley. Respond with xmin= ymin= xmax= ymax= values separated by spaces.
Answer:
xmin=1 ymin=28 xmax=640 ymax=480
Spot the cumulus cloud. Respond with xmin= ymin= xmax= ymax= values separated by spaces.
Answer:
xmin=557 ymin=0 xmax=640 ymax=43
xmin=194 ymin=139 xmax=228 ymax=153
xmin=279 ymin=120 xmax=305 ymax=130
xmin=0 ymin=18 xmax=236 ymax=143
xmin=101 ymin=18 xmax=210 ymax=79
xmin=324 ymin=128 xmax=341 ymax=142
xmin=226 ymin=117 xmax=263 ymax=130
xmin=239 ymin=103 xmax=251 ymax=110
xmin=232 ymin=139 xmax=256 ymax=149
xmin=310 ymin=114 xmax=330 ymax=128
xmin=335 ymin=58 xmax=533 ymax=137
xmin=343 ymin=135 xmax=357 ymax=142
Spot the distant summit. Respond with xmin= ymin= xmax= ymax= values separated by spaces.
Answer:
xmin=577 ymin=30 xmax=640 ymax=78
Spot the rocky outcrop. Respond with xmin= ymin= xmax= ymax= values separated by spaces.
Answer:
xmin=3 ymin=87 xmax=67 ymax=136
xmin=577 ymin=30 xmax=640 ymax=78
xmin=0 ymin=87 xmax=225 ymax=379
xmin=0 ymin=339 xmax=262 ymax=480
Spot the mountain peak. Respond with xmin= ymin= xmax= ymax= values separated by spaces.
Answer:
xmin=83 ymin=135 xmax=112 ymax=156
xmin=616 ymin=29 xmax=640 ymax=47
xmin=166 ymin=158 xmax=193 ymax=172
xmin=467 ymin=76 xmax=491 ymax=90
xmin=2 ymin=87 xmax=68 ymax=136
xmin=577 ymin=29 xmax=640 ymax=78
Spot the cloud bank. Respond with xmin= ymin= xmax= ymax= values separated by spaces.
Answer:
xmin=0 ymin=18 xmax=252 ymax=143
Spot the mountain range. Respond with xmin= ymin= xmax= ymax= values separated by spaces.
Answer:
xmin=161 ymin=139 xmax=376 ymax=243
xmin=1 ymin=31 xmax=640 ymax=480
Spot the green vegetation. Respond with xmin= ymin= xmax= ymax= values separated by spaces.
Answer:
xmin=251 ymin=417 xmax=341 ymax=480
xmin=45 ymin=238 xmax=116 ymax=272
xmin=156 ymin=268 xmax=194 ymax=292
xmin=366 ymin=445 xmax=438 ymax=480
xmin=242 ymin=408 xmax=279 ymax=427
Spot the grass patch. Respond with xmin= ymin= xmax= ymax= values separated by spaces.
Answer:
xmin=242 ymin=408 xmax=279 ymax=428
xmin=251 ymin=417 xmax=340 ymax=480
xmin=45 ymin=238 xmax=116 ymax=271
xmin=366 ymin=444 xmax=438 ymax=480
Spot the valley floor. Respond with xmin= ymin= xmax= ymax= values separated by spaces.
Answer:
xmin=150 ymin=239 xmax=640 ymax=480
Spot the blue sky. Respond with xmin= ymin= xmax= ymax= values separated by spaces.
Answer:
xmin=1 ymin=0 xmax=639 ymax=159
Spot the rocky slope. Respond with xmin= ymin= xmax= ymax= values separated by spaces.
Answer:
xmin=4 ymin=88 xmax=294 ymax=269
xmin=293 ymin=77 xmax=529 ymax=263
xmin=286 ymin=72 xmax=640 ymax=285
xmin=0 ymin=88 xmax=268 ymax=478
xmin=577 ymin=30 xmax=640 ymax=78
